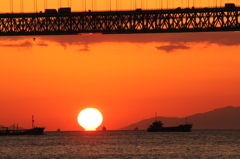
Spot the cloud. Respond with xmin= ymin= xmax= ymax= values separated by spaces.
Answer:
xmin=1 ymin=31 xmax=240 ymax=50
xmin=156 ymin=44 xmax=191 ymax=52
xmin=77 ymin=44 xmax=89 ymax=52
xmin=0 ymin=41 xmax=32 ymax=48
xmin=36 ymin=42 xmax=49 ymax=47
xmin=35 ymin=32 xmax=240 ymax=47
xmin=0 ymin=36 xmax=27 ymax=41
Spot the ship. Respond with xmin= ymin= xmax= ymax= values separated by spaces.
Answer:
xmin=133 ymin=127 xmax=138 ymax=131
xmin=102 ymin=126 xmax=107 ymax=131
xmin=147 ymin=120 xmax=193 ymax=132
xmin=0 ymin=116 xmax=45 ymax=136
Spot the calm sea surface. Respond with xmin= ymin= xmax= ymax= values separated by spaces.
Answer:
xmin=0 ymin=130 xmax=240 ymax=159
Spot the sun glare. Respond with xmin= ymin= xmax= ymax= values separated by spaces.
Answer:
xmin=77 ymin=108 xmax=103 ymax=131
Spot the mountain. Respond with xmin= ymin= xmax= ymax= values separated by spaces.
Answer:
xmin=120 ymin=106 xmax=240 ymax=130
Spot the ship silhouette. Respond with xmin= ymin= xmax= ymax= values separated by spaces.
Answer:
xmin=102 ymin=126 xmax=106 ymax=131
xmin=0 ymin=116 xmax=45 ymax=136
xmin=147 ymin=120 xmax=192 ymax=132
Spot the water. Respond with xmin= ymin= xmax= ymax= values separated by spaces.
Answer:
xmin=0 ymin=130 xmax=240 ymax=159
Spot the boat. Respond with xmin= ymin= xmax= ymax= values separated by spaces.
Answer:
xmin=133 ymin=127 xmax=138 ymax=131
xmin=102 ymin=126 xmax=106 ymax=131
xmin=147 ymin=120 xmax=193 ymax=132
xmin=0 ymin=116 xmax=45 ymax=136
xmin=0 ymin=127 xmax=45 ymax=136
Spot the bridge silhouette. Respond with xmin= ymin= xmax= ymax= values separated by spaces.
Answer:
xmin=0 ymin=3 xmax=240 ymax=36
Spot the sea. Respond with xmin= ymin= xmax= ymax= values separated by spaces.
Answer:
xmin=0 ymin=130 xmax=240 ymax=159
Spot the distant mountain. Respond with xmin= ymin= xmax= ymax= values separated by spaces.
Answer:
xmin=120 ymin=106 xmax=240 ymax=130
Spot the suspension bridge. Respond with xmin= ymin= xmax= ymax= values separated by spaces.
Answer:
xmin=0 ymin=2 xmax=240 ymax=36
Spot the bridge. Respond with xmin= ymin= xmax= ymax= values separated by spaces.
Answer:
xmin=1 ymin=3 xmax=240 ymax=36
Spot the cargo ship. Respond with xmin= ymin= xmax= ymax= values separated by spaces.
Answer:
xmin=0 ymin=116 xmax=45 ymax=136
xmin=147 ymin=120 xmax=192 ymax=132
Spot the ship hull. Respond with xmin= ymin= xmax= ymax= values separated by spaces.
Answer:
xmin=147 ymin=124 xmax=192 ymax=132
xmin=0 ymin=127 xmax=45 ymax=136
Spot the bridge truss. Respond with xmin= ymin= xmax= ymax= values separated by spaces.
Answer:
xmin=0 ymin=7 xmax=240 ymax=36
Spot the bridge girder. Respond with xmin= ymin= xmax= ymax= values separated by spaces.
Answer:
xmin=0 ymin=8 xmax=240 ymax=36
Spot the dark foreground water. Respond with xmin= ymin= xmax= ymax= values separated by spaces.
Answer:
xmin=0 ymin=130 xmax=240 ymax=159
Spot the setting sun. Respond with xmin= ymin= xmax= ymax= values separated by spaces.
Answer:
xmin=77 ymin=108 xmax=103 ymax=131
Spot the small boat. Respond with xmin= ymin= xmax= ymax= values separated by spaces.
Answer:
xmin=0 ymin=116 xmax=45 ymax=136
xmin=102 ymin=126 xmax=106 ymax=131
xmin=147 ymin=120 xmax=192 ymax=132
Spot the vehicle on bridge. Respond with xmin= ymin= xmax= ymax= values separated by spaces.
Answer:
xmin=225 ymin=3 xmax=236 ymax=8
xmin=45 ymin=9 xmax=58 ymax=14
xmin=58 ymin=8 xmax=71 ymax=14
xmin=45 ymin=8 xmax=71 ymax=14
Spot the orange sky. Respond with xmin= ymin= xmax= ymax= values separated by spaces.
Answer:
xmin=0 ymin=0 xmax=239 ymax=13
xmin=1 ymin=0 xmax=240 ymax=131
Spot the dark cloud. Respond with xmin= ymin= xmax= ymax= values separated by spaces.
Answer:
xmin=36 ymin=42 xmax=49 ymax=47
xmin=35 ymin=32 xmax=240 ymax=47
xmin=0 ymin=36 xmax=28 ymax=41
xmin=0 ymin=31 xmax=240 ymax=50
xmin=0 ymin=41 xmax=32 ymax=48
xmin=156 ymin=44 xmax=191 ymax=52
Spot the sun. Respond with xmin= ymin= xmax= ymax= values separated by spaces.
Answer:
xmin=77 ymin=108 xmax=103 ymax=131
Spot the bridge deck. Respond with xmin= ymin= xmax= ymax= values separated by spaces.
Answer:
xmin=1 ymin=7 xmax=240 ymax=36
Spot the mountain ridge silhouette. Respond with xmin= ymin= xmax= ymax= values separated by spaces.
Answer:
xmin=120 ymin=106 xmax=240 ymax=130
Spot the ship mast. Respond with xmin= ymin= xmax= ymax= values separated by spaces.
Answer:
xmin=32 ymin=115 xmax=35 ymax=128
